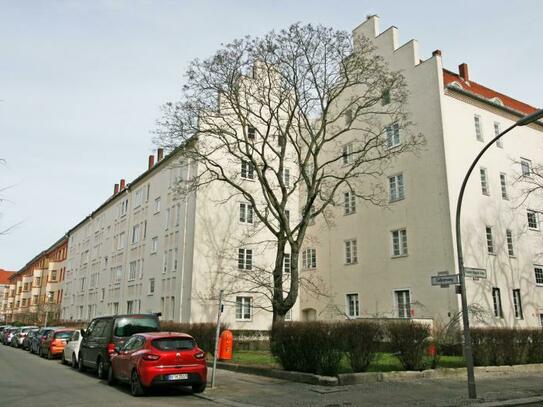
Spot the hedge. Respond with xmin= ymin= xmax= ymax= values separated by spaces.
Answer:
xmin=160 ymin=321 xmax=228 ymax=354
xmin=386 ymin=321 xmax=431 ymax=370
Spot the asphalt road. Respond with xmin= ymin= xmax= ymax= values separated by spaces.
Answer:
xmin=0 ymin=344 xmax=214 ymax=407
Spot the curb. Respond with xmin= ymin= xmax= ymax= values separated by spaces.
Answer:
xmin=473 ymin=396 xmax=543 ymax=406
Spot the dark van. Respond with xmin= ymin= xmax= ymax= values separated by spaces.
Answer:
xmin=78 ymin=314 xmax=160 ymax=379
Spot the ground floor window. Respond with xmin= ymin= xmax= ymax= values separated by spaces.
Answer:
xmin=512 ymin=289 xmax=523 ymax=319
xmin=492 ymin=287 xmax=503 ymax=318
xmin=236 ymin=296 xmax=252 ymax=321
xmin=346 ymin=293 xmax=360 ymax=317
xmin=395 ymin=290 xmax=411 ymax=318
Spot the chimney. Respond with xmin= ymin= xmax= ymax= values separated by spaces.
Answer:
xmin=157 ymin=148 xmax=164 ymax=162
xmin=432 ymin=49 xmax=442 ymax=57
xmin=459 ymin=63 xmax=469 ymax=81
xmin=114 ymin=184 xmax=119 ymax=194
xmin=148 ymin=154 xmax=155 ymax=170
xmin=120 ymin=179 xmax=126 ymax=190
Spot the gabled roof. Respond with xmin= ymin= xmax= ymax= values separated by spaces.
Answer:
xmin=0 ymin=269 xmax=14 ymax=285
xmin=443 ymin=69 xmax=537 ymax=116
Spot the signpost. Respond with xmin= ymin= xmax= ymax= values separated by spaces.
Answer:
xmin=464 ymin=267 xmax=487 ymax=279
xmin=431 ymin=274 xmax=460 ymax=286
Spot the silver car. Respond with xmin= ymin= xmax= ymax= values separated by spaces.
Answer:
xmin=15 ymin=326 xmax=38 ymax=348
xmin=62 ymin=330 xmax=82 ymax=368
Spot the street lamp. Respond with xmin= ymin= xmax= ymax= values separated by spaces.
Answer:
xmin=456 ymin=108 xmax=543 ymax=399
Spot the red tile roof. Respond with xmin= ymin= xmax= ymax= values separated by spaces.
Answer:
xmin=443 ymin=69 xmax=537 ymax=116
xmin=0 ymin=269 xmax=14 ymax=285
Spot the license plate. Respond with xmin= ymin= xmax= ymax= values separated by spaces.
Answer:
xmin=168 ymin=374 xmax=188 ymax=381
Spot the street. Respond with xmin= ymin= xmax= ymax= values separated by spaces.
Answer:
xmin=3 ymin=344 xmax=543 ymax=407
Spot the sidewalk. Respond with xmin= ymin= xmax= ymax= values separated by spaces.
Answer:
xmin=198 ymin=368 xmax=543 ymax=407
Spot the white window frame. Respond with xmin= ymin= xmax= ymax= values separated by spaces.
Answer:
xmin=389 ymin=173 xmax=405 ymax=202
xmin=302 ymin=248 xmax=317 ymax=269
xmin=480 ymin=167 xmax=489 ymax=196
xmin=342 ymin=143 xmax=354 ymax=165
xmin=346 ymin=293 xmax=360 ymax=318
xmin=343 ymin=191 xmax=356 ymax=215
xmin=527 ymin=210 xmax=539 ymax=230
xmin=281 ymin=168 xmax=290 ymax=188
xmin=394 ymin=289 xmax=411 ymax=319
xmin=154 ymin=197 xmax=161 ymax=214
xmin=486 ymin=226 xmax=495 ymax=254
xmin=494 ymin=122 xmax=503 ymax=148
xmin=148 ymin=278 xmax=155 ymax=295
xmin=132 ymin=224 xmax=140 ymax=244
xmin=492 ymin=287 xmax=503 ymax=318
xmin=235 ymin=296 xmax=252 ymax=321
xmin=151 ymin=237 xmax=158 ymax=254
xmin=239 ymin=202 xmax=254 ymax=224
xmin=283 ymin=253 xmax=291 ymax=273
xmin=241 ymin=160 xmax=254 ymax=180
xmin=521 ymin=158 xmax=532 ymax=177
xmin=513 ymin=289 xmax=523 ymax=320
xmin=391 ymin=229 xmax=408 ymax=257
xmin=134 ymin=188 xmax=143 ymax=208
xmin=506 ymin=229 xmax=515 ymax=257
xmin=500 ymin=173 xmax=508 ymax=200
xmin=385 ymin=122 xmax=400 ymax=148
xmin=238 ymin=248 xmax=253 ymax=271
xmin=534 ymin=266 xmax=543 ymax=286
xmin=128 ymin=261 xmax=137 ymax=281
xmin=474 ymin=114 xmax=483 ymax=142
xmin=345 ymin=239 xmax=358 ymax=265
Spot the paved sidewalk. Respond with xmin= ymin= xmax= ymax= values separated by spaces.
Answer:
xmin=202 ymin=368 xmax=543 ymax=407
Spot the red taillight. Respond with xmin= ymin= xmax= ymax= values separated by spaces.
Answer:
xmin=194 ymin=351 xmax=205 ymax=359
xmin=142 ymin=353 xmax=160 ymax=361
xmin=107 ymin=343 xmax=116 ymax=355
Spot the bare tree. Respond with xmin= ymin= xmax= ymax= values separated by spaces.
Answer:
xmin=156 ymin=23 xmax=423 ymax=322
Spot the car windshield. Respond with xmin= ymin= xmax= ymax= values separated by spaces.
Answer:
xmin=152 ymin=337 xmax=195 ymax=351
xmin=114 ymin=317 xmax=160 ymax=337
xmin=54 ymin=331 xmax=74 ymax=340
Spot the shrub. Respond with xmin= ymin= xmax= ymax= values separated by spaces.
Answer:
xmin=160 ymin=321 xmax=228 ymax=354
xmin=270 ymin=321 xmax=343 ymax=375
xmin=386 ymin=321 xmax=431 ymax=371
xmin=527 ymin=329 xmax=543 ymax=363
xmin=471 ymin=328 xmax=534 ymax=366
xmin=337 ymin=320 xmax=382 ymax=372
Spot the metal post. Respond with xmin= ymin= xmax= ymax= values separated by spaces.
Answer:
xmin=211 ymin=289 xmax=224 ymax=388
xmin=455 ymin=123 xmax=517 ymax=399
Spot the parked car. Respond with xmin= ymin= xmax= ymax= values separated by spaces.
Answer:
xmin=7 ymin=328 xmax=20 ymax=346
xmin=14 ymin=326 xmax=38 ymax=348
xmin=39 ymin=329 xmax=75 ymax=359
xmin=108 ymin=332 xmax=207 ymax=396
xmin=78 ymin=314 xmax=161 ymax=379
xmin=0 ymin=326 xmax=12 ymax=341
xmin=62 ymin=330 xmax=82 ymax=368
xmin=2 ymin=327 xmax=17 ymax=345
xmin=30 ymin=327 xmax=61 ymax=354
xmin=23 ymin=328 xmax=40 ymax=350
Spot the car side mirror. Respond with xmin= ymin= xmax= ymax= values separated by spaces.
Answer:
xmin=80 ymin=329 xmax=86 ymax=338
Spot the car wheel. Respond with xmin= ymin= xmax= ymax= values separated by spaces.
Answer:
xmin=130 ymin=370 xmax=145 ymax=397
xmin=71 ymin=353 xmax=77 ymax=369
xmin=47 ymin=349 xmax=53 ymax=360
xmin=39 ymin=348 xmax=44 ymax=358
xmin=192 ymin=383 xmax=207 ymax=394
xmin=78 ymin=354 xmax=85 ymax=372
xmin=61 ymin=352 xmax=66 ymax=365
xmin=97 ymin=358 xmax=107 ymax=380
xmin=107 ymin=365 xmax=116 ymax=386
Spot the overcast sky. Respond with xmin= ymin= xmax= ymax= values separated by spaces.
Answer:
xmin=1 ymin=0 xmax=541 ymax=270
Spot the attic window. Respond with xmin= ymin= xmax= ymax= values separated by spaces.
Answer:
xmin=449 ymin=81 xmax=463 ymax=90
xmin=490 ymin=97 xmax=504 ymax=106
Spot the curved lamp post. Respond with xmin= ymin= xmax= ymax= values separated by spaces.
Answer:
xmin=456 ymin=108 xmax=543 ymax=399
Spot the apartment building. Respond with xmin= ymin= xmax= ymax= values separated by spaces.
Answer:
xmin=0 ymin=269 xmax=14 ymax=322
xmin=300 ymin=15 xmax=543 ymax=328
xmin=1 ymin=237 xmax=67 ymax=323
xmin=61 ymin=142 xmax=295 ymax=330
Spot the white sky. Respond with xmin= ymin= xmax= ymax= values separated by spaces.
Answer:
xmin=1 ymin=0 xmax=541 ymax=270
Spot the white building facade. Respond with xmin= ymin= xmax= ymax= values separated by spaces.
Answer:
xmin=299 ymin=16 xmax=543 ymax=328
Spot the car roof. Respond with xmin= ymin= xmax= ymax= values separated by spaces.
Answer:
xmin=138 ymin=332 xmax=194 ymax=340
xmin=91 ymin=313 xmax=159 ymax=320
xmin=53 ymin=329 xmax=75 ymax=333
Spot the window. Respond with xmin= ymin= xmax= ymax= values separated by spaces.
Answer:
xmin=534 ymin=266 xmax=543 ymax=285
xmin=506 ymin=230 xmax=515 ymax=257
xmin=283 ymin=253 xmax=291 ymax=273
xmin=527 ymin=210 xmax=539 ymax=230
xmin=127 ymin=300 xmax=134 ymax=315
xmin=342 ymin=143 xmax=354 ymax=165
xmin=395 ymin=290 xmax=411 ymax=318
xmin=513 ymin=289 xmax=523 ymax=319
xmin=119 ymin=199 xmax=128 ymax=217
xmin=239 ymin=203 xmax=254 ymax=224
xmin=149 ymin=278 xmax=155 ymax=294
xmin=241 ymin=160 xmax=254 ymax=180
xmin=391 ymin=229 xmax=408 ymax=257
xmin=281 ymin=168 xmax=290 ymax=188
xmin=389 ymin=174 xmax=405 ymax=202
xmin=345 ymin=239 xmax=358 ymax=264
xmin=236 ymin=297 xmax=252 ymax=320
xmin=385 ymin=122 xmax=400 ymax=148
xmin=175 ymin=204 xmax=180 ymax=226
xmin=474 ymin=115 xmax=483 ymax=142
xmin=34 ymin=277 xmax=41 ymax=287
xmin=480 ymin=168 xmax=489 ymax=195
xmin=494 ymin=122 xmax=503 ymax=148
xmin=500 ymin=173 xmax=508 ymax=200
xmin=238 ymin=249 xmax=253 ymax=271
xmin=492 ymin=287 xmax=503 ymax=318
xmin=154 ymin=197 xmax=161 ymax=213
xmin=346 ymin=293 xmax=360 ymax=317
xmin=381 ymin=88 xmax=391 ymax=105
xmin=521 ymin=158 xmax=531 ymax=176
xmin=117 ymin=232 xmax=126 ymax=250
xmin=114 ymin=266 xmax=122 ymax=283
xmin=165 ymin=208 xmax=170 ymax=230
xmin=134 ymin=188 xmax=143 ymax=208
xmin=101 ymin=288 xmax=105 ymax=301
xmin=343 ymin=191 xmax=356 ymax=215
xmin=128 ymin=261 xmax=137 ymax=281
xmin=344 ymin=109 xmax=353 ymax=126
xmin=132 ymin=224 xmax=140 ymax=244
xmin=486 ymin=226 xmax=495 ymax=254
xmin=151 ymin=237 xmax=158 ymax=254
xmin=162 ymin=252 xmax=168 ymax=274
xmin=247 ymin=126 xmax=256 ymax=139
xmin=302 ymin=248 xmax=317 ymax=269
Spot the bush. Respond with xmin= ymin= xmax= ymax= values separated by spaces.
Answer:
xmin=337 ymin=320 xmax=382 ymax=372
xmin=160 ymin=321 xmax=228 ymax=354
xmin=270 ymin=321 xmax=343 ymax=375
xmin=471 ymin=328 xmax=535 ymax=366
xmin=527 ymin=329 xmax=543 ymax=363
xmin=386 ymin=321 xmax=431 ymax=371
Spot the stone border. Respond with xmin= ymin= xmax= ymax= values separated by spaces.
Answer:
xmin=215 ymin=362 xmax=543 ymax=387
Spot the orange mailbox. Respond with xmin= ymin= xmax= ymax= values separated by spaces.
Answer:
xmin=218 ymin=330 xmax=233 ymax=360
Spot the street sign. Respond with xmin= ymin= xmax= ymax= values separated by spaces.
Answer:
xmin=464 ymin=267 xmax=487 ymax=279
xmin=431 ymin=274 xmax=460 ymax=286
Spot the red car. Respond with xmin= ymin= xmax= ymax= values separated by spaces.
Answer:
xmin=108 ymin=332 xmax=207 ymax=396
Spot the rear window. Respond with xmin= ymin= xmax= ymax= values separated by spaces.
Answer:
xmin=114 ymin=317 xmax=160 ymax=337
xmin=55 ymin=331 xmax=74 ymax=340
xmin=152 ymin=338 xmax=195 ymax=351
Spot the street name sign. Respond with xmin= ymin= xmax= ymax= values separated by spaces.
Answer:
xmin=464 ymin=267 xmax=487 ymax=279
xmin=431 ymin=274 xmax=460 ymax=286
